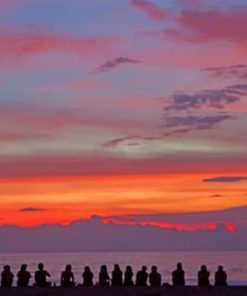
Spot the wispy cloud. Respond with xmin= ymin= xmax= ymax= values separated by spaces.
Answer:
xmin=103 ymin=113 xmax=231 ymax=148
xmin=130 ymin=0 xmax=167 ymax=21
xmin=162 ymin=84 xmax=244 ymax=134
xmin=203 ymin=176 xmax=247 ymax=183
xmin=104 ymin=81 xmax=242 ymax=149
xmin=164 ymin=88 xmax=239 ymax=112
xmin=103 ymin=128 xmax=192 ymax=148
xmin=93 ymin=57 xmax=140 ymax=74
xmin=205 ymin=64 xmax=247 ymax=80
xmin=226 ymin=84 xmax=247 ymax=96
xmin=163 ymin=114 xmax=232 ymax=131
xmin=104 ymin=134 xmax=164 ymax=148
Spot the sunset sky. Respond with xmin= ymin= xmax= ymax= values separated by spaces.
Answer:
xmin=0 ymin=0 xmax=247 ymax=234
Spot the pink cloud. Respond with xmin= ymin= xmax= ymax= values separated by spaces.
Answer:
xmin=0 ymin=132 xmax=51 ymax=143
xmin=131 ymin=0 xmax=167 ymax=21
xmin=0 ymin=98 xmax=144 ymax=134
xmin=0 ymin=28 xmax=121 ymax=65
xmin=0 ymin=215 xmax=245 ymax=251
xmin=103 ymin=207 xmax=247 ymax=233
xmin=0 ymin=153 xmax=247 ymax=179
xmin=103 ymin=217 xmax=220 ymax=232
xmin=168 ymin=8 xmax=247 ymax=45
xmin=135 ymin=41 xmax=246 ymax=68
xmin=102 ymin=217 xmax=240 ymax=233
xmin=0 ymin=101 xmax=88 ymax=130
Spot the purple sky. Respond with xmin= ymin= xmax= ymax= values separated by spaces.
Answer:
xmin=0 ymin=0 xmax=247 ymax=250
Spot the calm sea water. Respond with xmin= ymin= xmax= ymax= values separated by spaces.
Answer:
xmin=0 ymin=252 xmax=247 ymax=286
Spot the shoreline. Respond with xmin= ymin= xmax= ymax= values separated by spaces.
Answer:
xmin=0 ymin=286 xmax=247 ymax=296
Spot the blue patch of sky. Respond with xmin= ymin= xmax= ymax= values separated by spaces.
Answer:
xmin=0 ymin=0 xmax=172 ymax=36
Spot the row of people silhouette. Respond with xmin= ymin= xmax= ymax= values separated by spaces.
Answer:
xmin=1 ymin=263 xmax=227 ymax=288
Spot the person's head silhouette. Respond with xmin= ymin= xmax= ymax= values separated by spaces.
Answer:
xmin=21 ymin=264 xmax=27 ymax=271
xmin=141 ymin=266 xmax=147 ymax=272
xmin=151 ymin=266 xmax=157 ymax=272
xmin=38 ymin=263 xmax=44 ymax=270
xmin=218 ymin=265 xmax=223 ymax=272
xmin=66 ymin=264 xmax=72 ymax=272
xmin=114 ymin=264 xmax=120 ymax=271
xmin=100 ymin=265 xmax=107 ymax=272
xmin=201 ymin=265 xmax=207 ymax=272
xmin=4 ymin=265 xmax=11 ymax=272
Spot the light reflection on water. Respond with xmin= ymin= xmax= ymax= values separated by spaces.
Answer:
xmin=0 ymin=252 xmax=247 ymax=286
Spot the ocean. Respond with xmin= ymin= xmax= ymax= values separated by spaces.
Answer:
xmin=0 ymin=252 xmax=246 ymax=286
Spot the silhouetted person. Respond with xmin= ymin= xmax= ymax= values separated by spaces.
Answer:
xmin=82 ymin=266 xmax=94 ymax=286
xmin=215 ymin=266 xmax=227 ymax=287
xmin=99 ymin=265 xmax=110 ymax=286
xmin=198 ymin=265 xmax=210 ymax=287
xmin=1 ymin=265 xmax=14 ymax=288
xmin=172 ymin=263 xmax=185 ymax=287
xmin=35 ymin=263 xmax=51 ymax=287
xmin=112 ymin=264 xmax=123 ymax=286
xmin=61 ymin=264 xmax=75 ymax=287
xmin=136 ymin=266 xmax=148 ymax=287
xmin=17 ymin=264 xmax=31 ymax=287
xmin=149 ymin=265 xmax=161 ymax=287
xmin=124 ymin=266 xmax=134 ymax=286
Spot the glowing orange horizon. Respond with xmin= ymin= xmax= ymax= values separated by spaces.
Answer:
xmin=1 ymin=173 xmax=247 ymax=227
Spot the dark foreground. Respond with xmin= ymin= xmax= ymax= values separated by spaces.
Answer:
xmin=0 ymin=287 xmax=246 ymax=296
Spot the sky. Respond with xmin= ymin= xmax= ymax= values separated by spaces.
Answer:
xmin=0 ymin=0 xmax=247 ymax=249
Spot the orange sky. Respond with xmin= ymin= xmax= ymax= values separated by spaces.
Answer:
xmin=1 ymin=173 xmax=247 ymax=227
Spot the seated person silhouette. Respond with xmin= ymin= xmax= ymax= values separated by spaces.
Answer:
xmin=61 ymin=264 xmax=75 ymax=287
xmin=35 ymin=263 xmax=51 ymax=287
xmin=215 ymin=266 xmax=227 ymax=287
xmin=17 ymin=264 xmax=31 ymax=287
xmin=172 ymin=262 xmax=185 ymax=287
xmin=99 ymin=265 xmax=110 ymax=286
xmin=198 ymin=265 xmax=210 ymax=287
xmin=149 ymin=265 xmax=161 ymax=287
xmin=136 ymin=266 xmax=148 ymax=287
xmin=124 ymin=266 xmax=134 ymax=286
xmin=111 ymin=264 xmax=123 ymax=286
xmin=1 ymin=265 xmax=14 ymax=288
xmin=82 ymin=266 xmax=94 ymax=286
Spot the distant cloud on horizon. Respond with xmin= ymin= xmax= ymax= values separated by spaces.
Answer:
xmin=210 ymin=194 xmax=225 ymax=198
xmin=203 ymin=176 xmax=247 ymax=183
xmin=2 ymin=206 xmax=247 ymax=252
xmin=19 ymin=207 xmax=47 ymax=212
